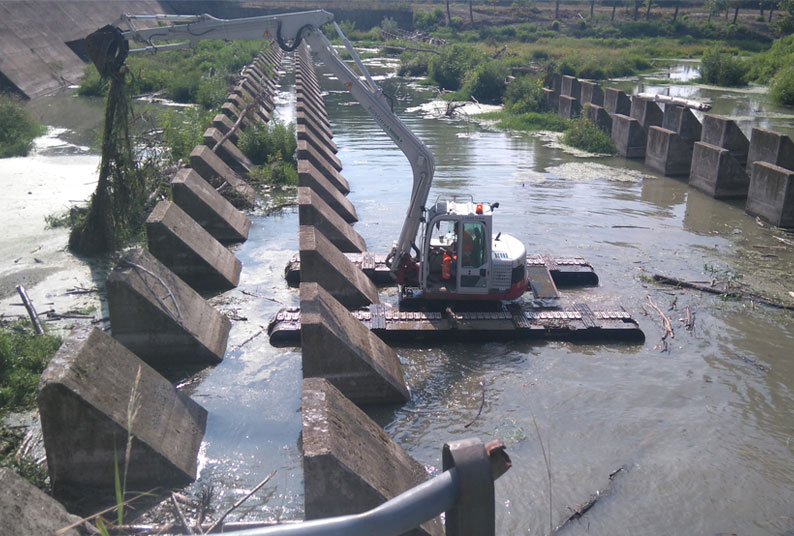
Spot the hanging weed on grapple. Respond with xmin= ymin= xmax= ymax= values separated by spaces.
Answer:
xmin=69 ymin=25 xmax=151 ymax=255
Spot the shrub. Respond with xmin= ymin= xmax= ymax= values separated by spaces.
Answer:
xmin=770 ymin=65 xmax=794 ymax=104
xmin=196 ymin=75 xmax=227 ymax=110
xmin=77 ymin=64 xmax=108 ymax=96
xmin=463 ymin=60 xmax=511 ymax=103
xmin=159 ymin=106 xmax=214 ymax=163
xmin=167 ymin=72 xmax=200 ymax=103
xmin=398 ymin=51 xmax=433 ymax=77
xmin=414 ymin=8 xmax=444 ymax=32
xmin=504 ymin=75 xmax=546 ymax=114
xmin=551 ymin=20 xmax=560 ymax=31
xmin=248 ymin=154 xmax=298 ymax=187
xmin=700 ymin=47 xmax=748 ymax=86
xmin=238 ymin=121 xmax=297 ymax=167
xmin=380 ymin=16 xmax=399 ymax=34
xmin=562 ymin=118 xmax=616 ymax=154
xmin=450 ymin=16 xmax=464 ymax=30
xmin=0 ymin=94 xmax=46 ymax=158
xmin=429 ymin=44 xmax=486 ymax=91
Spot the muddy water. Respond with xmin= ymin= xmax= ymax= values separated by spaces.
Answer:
xmin=4 ymin=56 xmax=794 ymax=533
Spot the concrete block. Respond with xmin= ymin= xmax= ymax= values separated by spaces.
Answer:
xmin=0 ymin=468 xmax=80 ymax=536
xmin=146 ymin=200 xmax=242 ymax=291
xmin=630 ymin=97 xmax=663 ymax=130
xmin=298 ymin=125 xmax=342 ymax=171
xmin=584 ymin=103 xmax=612 ymax=132
xmin=296 ymin=81 xmax=326 ymax=112
xmin=171 ymin=168 xmax=251 ymax=244
xmin=579 ymin=81 xmax=604 ymax=106
xmin=298 ymin=160 xmax=358 ymax=223
xmin=746 ymin=127 xmax=794 ymax=175
xmin=302 ymin=378 xmax=440 ymax=536
xmin=189 ymin=145 xmax=256 ymax=210
xmin=299 ymin=187 xmax=366 ymax=253
xmin=297 ymin=92 xmax=328 ymax=121
xmin=212 ymin=113 xmax=239 ymax=145
xmin=300 ymin=288 xmax=409 ymax=405
xmin=550 ymin=72 xmax=562 ymax=94
xmin=106 ymin=249 xmax=230 ymax=370
xmin=542 ymin=87 xmax=558 ymax=112
xmin=298 ymin=140 xmax=349 ymax=194
xmin=689 ymin=142 xmax=749 ymax=199
xmin=558 ymin=95 xmax=581 ymax=119
xmin=611 ymin=114 xmax=647 ymax=158
xmin=220 ymin=102 xmax=252 ymax=130
xmin=296 ymin=74 xmax=322 ymax=95
xmin=746 ymin=161 xmax=794 ymax=227
xmin=645 ymin=126 xmax=694 ymax=177
xmin=39 ymin=327 xmax=207 ymax=498
xmin=299 ymin=226 xmax=377 ymax=308
xmin=297 ymin=111 xmax=338 ymax=153
xmin=662 ymin=105 xmax=702 ymax=143
xmin=561 ymin=75 xmax=581 ymax=100
xmin=297 ymin=102 xmax=332 ymax=135
xmin=604 ymin=87 xmax=631 ymax=116
xmin=203 ymin=127 xmax=252 ymax=177
xmin=701 ymin=114 xmax=749 ymax=166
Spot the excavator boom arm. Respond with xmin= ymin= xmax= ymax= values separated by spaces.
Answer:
xmin=90 ymin=9 xmax=435 ymax=274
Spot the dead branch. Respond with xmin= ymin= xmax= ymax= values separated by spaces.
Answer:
xmin=16 ymin=285 xmax=43 ymax=335
xmin=552 ymin=467 xmax=625 ymax=534
xmin=232 ymin=328 xmax=265 ymax=351
xmin=171 ymin=492 xmax=195 ymax=534
xmin=648 ymin=273 xmax=794 ymax=312
xmin=647 ymin=295 xmax=674 ymax=341
xmin=464 ymin=381 xmax=486 ymax=429
xmin=240 ymin=289 xmax=285 ymax=305
xmin=205 ymin=470 xmax=276 ymax=533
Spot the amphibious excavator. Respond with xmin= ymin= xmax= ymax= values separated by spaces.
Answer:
xmin=85 ymin=9 xmax=529 ymax=306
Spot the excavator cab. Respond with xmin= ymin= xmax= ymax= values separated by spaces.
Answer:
xmin=415 ymin=197 xmax=527 ymax=302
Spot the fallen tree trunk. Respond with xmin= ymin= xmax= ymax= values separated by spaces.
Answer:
xmin=648 ymin=273 xmax=794 ymax=312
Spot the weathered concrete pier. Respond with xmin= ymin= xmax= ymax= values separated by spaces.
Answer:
xmin=543 ymin=75 xmax=794 ymax=228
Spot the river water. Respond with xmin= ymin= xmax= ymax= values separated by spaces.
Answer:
xmin=3 ymin=55 xmax=794 ymax=533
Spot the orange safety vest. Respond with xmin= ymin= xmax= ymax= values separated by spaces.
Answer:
xmin=442 ymin=252 xmax=455 ymax=280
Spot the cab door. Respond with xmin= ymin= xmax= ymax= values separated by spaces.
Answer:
xmin=458 ymin=221 xmax=489 ymax=295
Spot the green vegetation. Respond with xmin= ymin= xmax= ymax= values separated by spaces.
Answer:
xmin=480 ymin=110 xmax=571 ymax=132
xmin=0 ymin=321 xmax=62 ymax=414
xmin=78 ymin=40 xmax=264 ymax=108
xmin=1 ymin=426 xmax=48 ymax=489
xmin=0 ymin=94 xmax=45 ymax=158
xmin=749 ymin=34 xmax=794 ymax=104
xmin=239 ymin=121 xmax=298 ymax=188
xmin=562 ymin=117 xmax=617 ymax=154
xmin=699 ymin=47 xmax=748 ymax=86
xmin=159 ymin=107 xmax=214 ymax=163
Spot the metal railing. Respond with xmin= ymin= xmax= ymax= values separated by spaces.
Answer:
xmin=190 ymin=438 xmax=511 ymax=536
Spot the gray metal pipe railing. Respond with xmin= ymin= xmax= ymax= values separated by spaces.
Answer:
xmin=178 ymin=438 xmax=510 ymax=536
xmin=214 ymin=468 xmax=459 ymax=536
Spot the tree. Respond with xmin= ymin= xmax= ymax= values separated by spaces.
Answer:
xmin=646 ymin=0 xmax=653 ymax=20
xmin=555 ymin=0 xmax=561 ymax=21
xmin=732 ymin=0 xmax=740 ymax=23
xmin=446 ymin=0 xmax=452 ymax=26
xmin=591 ymin=0 xmax=596 ymax=18
xmin=634 ymin=0 xmax=642 ymax=20
xmin=470 ymin=0 xmax=475 ymax=26
xmin=673 ymin=0 xmax=680 ymax=21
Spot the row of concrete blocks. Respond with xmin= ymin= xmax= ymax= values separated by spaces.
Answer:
xmin=546 ymin=74 xmax=794 ymax=228
xmin=28 ymin=47 xmax=287 ymax=513
xmin=292 ymin=45 xmax=442 ymax=535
